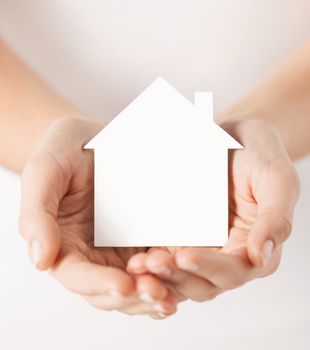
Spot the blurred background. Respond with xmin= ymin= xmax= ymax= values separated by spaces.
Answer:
xmin=0 ymin=1 xmax=309 ymax=349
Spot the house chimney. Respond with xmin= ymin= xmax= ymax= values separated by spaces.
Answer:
xmin=194 ymin=91 xmax=213 ymax=122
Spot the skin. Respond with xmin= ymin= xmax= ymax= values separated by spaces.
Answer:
xmin=0 ymin=37 xmax=309 ymax=318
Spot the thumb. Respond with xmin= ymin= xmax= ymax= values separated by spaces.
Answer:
xmin=247 ymin=163 xmax=300 ymax=268
xmin=247 ymin=212 xmax=292 ymax=268
xmin=19 ymin=155 xmax=63 ymax=270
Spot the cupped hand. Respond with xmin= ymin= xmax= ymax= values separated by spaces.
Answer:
xmin=19 ymin=117 xmax=177 ymax=318
xmin=127 ymin=119 xmax=300 ymax=302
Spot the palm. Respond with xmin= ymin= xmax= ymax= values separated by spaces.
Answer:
xmin=54 ymin=149 xmax=147 ymax=271
xmin=222 ymin=148 xmax=259 ymax=258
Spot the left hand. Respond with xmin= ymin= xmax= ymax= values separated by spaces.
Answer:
xmin=19 ymin=117 xmax=178 ymax=319
xmin=127 ymin=119 xmax=300 ymax=303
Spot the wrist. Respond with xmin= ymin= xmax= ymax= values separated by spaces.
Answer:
xmin=39 ymin=114 xmax=105 ymax=149
xmin=215 ymin=107 xmax=294 ymax=158
xmin=22 ymin=113 xmax=104 ymax=173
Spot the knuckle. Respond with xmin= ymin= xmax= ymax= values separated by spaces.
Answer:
xmin=160 ymin=308 xmax=177 ymax=317
xmin=260 ymin=249 xmax=282 ymax=277
xmin=18 ymin=219 xmax=27 ymax=236
xmin=88 ymin=270 xmax=105 ymax=286
xmin=191 ymin=290 xmax=219 ymax=302
xmin=287 ymin=165 xmax=300 ymax=191
xmin=262 ymin=212 xmax=293 ymax=244
xmin=206 ymin=291 xmax=219 ymax=301
xmin=226 ymin=271 xmax=248 ymax=289
xmin=271 ymin=260 xmax=281 ymax=274
xmin=84 ymin=296 xmax=115 ymax=311
xmin=181 ymin=252 xmax=205 ymax=269
xmin=265 ymin=260 xmax=280 ymax=276
xmin=92 ymin=303 xmax=114 ymax=312
xmin=18 ymin=218 xmax=35 ymax=240
xmin=22 ymin=155 xmax=46 ymax=177
xmin=291 ymin=167 xmax=301 ymax=195
xmin=61 ymin=282 xmax=80 ymax=296
xmin=123 ymin=310 xmax=141 ymax=316
xmin=278 ymin=217 xmax=292 ymax=243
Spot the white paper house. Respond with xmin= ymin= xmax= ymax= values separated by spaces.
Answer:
xmin=85 ymin=78 xmax=243 ymax=247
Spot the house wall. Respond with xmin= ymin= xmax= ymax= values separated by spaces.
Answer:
xmin=93 ymin=146 xmax=229 ymax=247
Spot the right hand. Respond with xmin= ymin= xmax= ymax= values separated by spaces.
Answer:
xmin=19 ymin=117 xmax=178 ymax=319
xmin=127 ymin=119 xmax=300 ymax=303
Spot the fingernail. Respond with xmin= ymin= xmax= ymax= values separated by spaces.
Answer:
xmin=178 ymin=258 xmax=199 ymax=271
xmin=109 ymin=290 xmax=123 ymax=298
xmin=154 ymin=267 xmax=172 ymax=277
xmin=139 ymin=293 xmax=156 ymax=303
xmin=262 ymin=239 xmax=274 ymax=267
xmin=156 ymin=312 xmax=167 ymax=318
xmin=154 ymin=304 xmax=166 ymax=313
xmin=184 ymin=262 xmax=199 ymax=271
xmin=128 ymin=262 xmax=144 ymax=273
xmin=31 ymin=240 xmax=42 ymax=266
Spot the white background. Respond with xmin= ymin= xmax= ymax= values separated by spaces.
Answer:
xmin=0 ymin=1 xmax=309 ymax=349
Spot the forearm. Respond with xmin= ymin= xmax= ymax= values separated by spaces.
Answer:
xmin=0 ymin=39 xmax=87 ymax=172
xmin=217 ymin=41 xmax=310 ymax=160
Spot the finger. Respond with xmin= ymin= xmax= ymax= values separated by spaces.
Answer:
xmin=118 ymin=302 xmax=158 ymax=316
xmin=19 ymin=155 xmax=64 ymax=270
xmin=127 ymin=252 xmax=149 ymax=275
xmin=84 ymin=275 xmax=177 ymax=314
xmin=149 ymin=313 xmax=170 ymax=320
xmin=175 ymin=248 xmax=259 ymax=290
xmin=84 ymin=293 xmax=138 ymax=311
xmin=120 ymin=302 xmax=170 ymax=316
xmin=248 ymin=161 xmax=300 ymax=267
xmin=144 ymin=249 xmax=220 ymax=302
xmin=135 ymin=274 xmax=168 ymax=302
xmin=258 ymin=246 xmax=282 ymax=278
xmin=49 ymin=251 xmax=135 ymax=296
xmin=126 ymin=247 xmax=170 ymax=275
xmin=83 ymin=271 xmax=173 ymax=313
xmin=120 ymin=289 xmax=178 ymax=317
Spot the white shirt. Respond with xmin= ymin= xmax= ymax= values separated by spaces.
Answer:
xmin=0 ymin=0 xmax=309 ymax=120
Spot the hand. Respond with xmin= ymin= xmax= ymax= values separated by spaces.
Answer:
xmin=127 ymin=119 xmax=300 ymax=302
xmin=19 ymin=117 xmax=177 ymax=318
